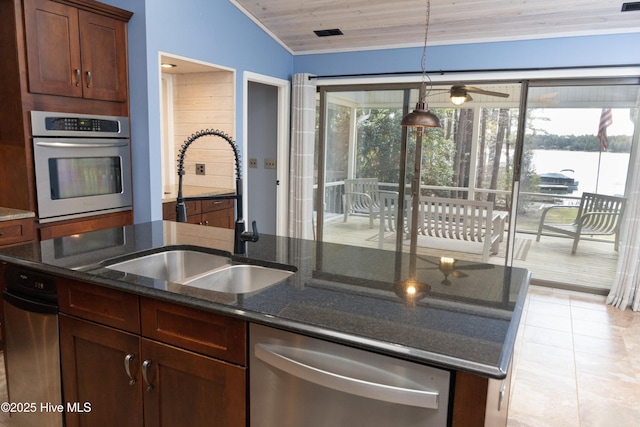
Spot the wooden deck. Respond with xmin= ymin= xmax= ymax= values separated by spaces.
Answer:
xmin=321 ymin=215 xmax=618 ymax=293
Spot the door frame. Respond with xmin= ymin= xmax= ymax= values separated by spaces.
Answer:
xmin=243 ymin=72 xmax=290 ymax=236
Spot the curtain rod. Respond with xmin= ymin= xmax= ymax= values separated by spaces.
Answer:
xmin=307 ymin=64 xmax=640 ymax=80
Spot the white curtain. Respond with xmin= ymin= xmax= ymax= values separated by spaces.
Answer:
xmin=607 ymin=115 xmax=640 ymax=311
xmin=288 ymin=73 xmax=317 ymax=239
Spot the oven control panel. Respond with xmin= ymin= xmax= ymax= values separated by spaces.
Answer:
xmin=45 ymin=117 xmax=120 ymax=133
xmin=31 ymin=111 xmax=129 ymax=138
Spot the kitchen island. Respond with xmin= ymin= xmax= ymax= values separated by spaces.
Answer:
xmin=0 ymin=220 xmax=529 ymax=426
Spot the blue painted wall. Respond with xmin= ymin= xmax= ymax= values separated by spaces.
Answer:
xmin=101 ymin=0 xmax=292 ymax=223
xmin=100 ymin=0 xmax=639 ymax=223
xmin=293 ymin=33 xmax=640 ymax=76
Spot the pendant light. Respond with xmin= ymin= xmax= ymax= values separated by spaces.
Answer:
xmin=395 ymin=0 xmax=439 ymax=305
xmin=401 ymin=0 xmax=441 ymax=129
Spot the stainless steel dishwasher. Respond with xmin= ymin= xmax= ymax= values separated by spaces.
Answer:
xmin=3 ymin=264 xmax=63 ymax=427
xmin=250 ymin=323 xmax=451 ymax=427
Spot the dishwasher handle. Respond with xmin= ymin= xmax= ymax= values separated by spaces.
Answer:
xmin=3 ymin=291 xmax=58 ymax=315
xmin=255 ymin=343 xmax=440 ymax=409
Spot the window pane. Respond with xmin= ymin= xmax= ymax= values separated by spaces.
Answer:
xmin=517 ymin=83 xmax=639 ymax=291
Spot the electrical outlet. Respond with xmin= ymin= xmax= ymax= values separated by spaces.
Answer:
xmin=249 ymin=158 xmax=258 ymax=169
xmin=264 ymin=158 xmax=276 ymax=169
xmin=196 ymin=163 xmax=205 ymax=175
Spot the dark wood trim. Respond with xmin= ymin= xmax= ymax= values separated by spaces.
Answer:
xmin=451 ymin=371 xmax=489 ymax=427
xmin=50 ymin=0 xmax=132 ymax=21
xmin=38 ymin=210 xmax=133 ymax=240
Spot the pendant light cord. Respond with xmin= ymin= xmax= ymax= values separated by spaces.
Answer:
xmin=420 ymin=0 xmax=433 ymax=101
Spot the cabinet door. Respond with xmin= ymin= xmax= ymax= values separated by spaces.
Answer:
xmin=60 ymin=314 xmax=143 ymax=427
xmin=141 ymin=339 xmax=246 ymax=427
xmin=201 ymin=209 xmax=234 ymax=228
xmin=78 ymin=10 xmax=128 ymax=101
xmin=24 ymin=0 xmax=83 ymax=97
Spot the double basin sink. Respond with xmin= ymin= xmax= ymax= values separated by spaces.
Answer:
xmin=102 ymin=248 xmax=295 ymax=294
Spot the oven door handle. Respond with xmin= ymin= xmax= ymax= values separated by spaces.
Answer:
xmin=254 ymin=343 xmax=440 ymax=409
xmin=35 ymin=141 xmax=129 ymax=148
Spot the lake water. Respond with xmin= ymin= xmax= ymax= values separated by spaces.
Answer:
xmin=532 ymin=149 xmax=630 ymax=197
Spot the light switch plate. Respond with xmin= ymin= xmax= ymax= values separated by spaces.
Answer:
xmin=264 ymin=158 xmax=276 ymax=169
xmin=249 ymin=158 xmax=258 ymax=168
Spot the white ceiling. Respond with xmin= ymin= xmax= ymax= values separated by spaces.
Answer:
xmin=230 ymin=0 xmax=640 ymax=54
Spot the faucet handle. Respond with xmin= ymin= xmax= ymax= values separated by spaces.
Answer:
xmin=246 ymin=221 xmax=260 ymax=242
xmin=241 ymin=220 xmax=259 ymax=243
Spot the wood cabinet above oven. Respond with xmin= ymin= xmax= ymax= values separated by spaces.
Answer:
xmin=24 ymin=0 xmax=130 ymax=102
xmin=0 ymin=0 xmax=133 ymax=235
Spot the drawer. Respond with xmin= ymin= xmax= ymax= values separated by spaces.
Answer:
xmin=58 ymin=279 xmax=141 ymax=334
xmin=201 ymin=198 xmax=234 ymax=213
xmin=140 ymin=297 xmax=247 ymax=365
xmin=163 ymin=200 xmax=201 ymax=220
xmin=0 ymin=218 xmax=35 ymax=246
xmin=201 ymin=209 xmax=234 ymax=229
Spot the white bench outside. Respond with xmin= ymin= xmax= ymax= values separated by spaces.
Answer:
xmin=379 ymin=194 xmax=508 ymax=262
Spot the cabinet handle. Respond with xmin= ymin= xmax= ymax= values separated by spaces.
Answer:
xmin=124 ymin=354 xmax=136 ymax=385
xmin=204 ymin=220 xmax=209 ymax=226
xmin=213 ymin=201 xmax=222 ymax=205
xmin=498 ymin=379 xmax=506 ymax=411
xmin=74 ymin=69 xmax=81 ymax=87
xmin=142 ymin=359 xmax=154 ymax=391
xmin=85 ymin=70 xmax=92 ymax=88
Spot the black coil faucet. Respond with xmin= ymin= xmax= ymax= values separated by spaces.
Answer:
xmin=175 ymin=129 xmax=258 ymax=255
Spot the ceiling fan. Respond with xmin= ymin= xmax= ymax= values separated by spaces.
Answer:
xmin=425 ymin=85 xmax=510 ymax=106
xmin=449 ymin=85 xmax=510 ymax=105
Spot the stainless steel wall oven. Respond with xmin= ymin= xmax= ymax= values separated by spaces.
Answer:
xmin=31 ymin=111 xmax=132 ymax=223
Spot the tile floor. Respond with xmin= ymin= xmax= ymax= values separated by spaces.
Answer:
xmin=508 ymin=286 xmax=640 ymax=427
xmin=0 ymin=285 xmax=638 ymax=426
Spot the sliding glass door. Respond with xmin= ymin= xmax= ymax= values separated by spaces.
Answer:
xmin=514 ymin=80 xmax=640 ymax=291
xmin=316 ymin=82 xmax=523 ymax=264
xmin=317 ymin=87 xmax=407 ymax=245
xmin=315 ymin=77 xmax=639 ymax=292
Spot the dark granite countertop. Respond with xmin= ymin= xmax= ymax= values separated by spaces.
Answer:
xmin=0 ymin=221 xmax=529 ymax=379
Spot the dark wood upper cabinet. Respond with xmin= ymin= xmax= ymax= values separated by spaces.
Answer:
xmin=24 ymin=0 xmax=128 ymax=102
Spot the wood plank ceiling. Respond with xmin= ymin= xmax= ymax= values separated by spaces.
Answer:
xmin=230 ymin=0 xmax=640 ymax=54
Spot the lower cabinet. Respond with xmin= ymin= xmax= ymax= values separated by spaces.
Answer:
xmin=58 ymin=279 xmax=246 ymax=427
xmin=59 ymin=314 xmax=143 ymax=427
xmin=162 ymin=198 xmax=234 ymax=229
xmin=140 ymin=338 xmax=245 ymax=427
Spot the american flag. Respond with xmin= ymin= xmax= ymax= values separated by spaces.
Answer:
xmin=597 ymin=108 xmax=612 ymax=150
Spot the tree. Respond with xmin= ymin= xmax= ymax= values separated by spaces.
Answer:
xmin=357 ymin=108 xmax=403 ymax=183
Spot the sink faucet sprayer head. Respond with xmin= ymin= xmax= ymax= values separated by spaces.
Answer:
xmin=175 ymin=129 xmax=258 ymax=255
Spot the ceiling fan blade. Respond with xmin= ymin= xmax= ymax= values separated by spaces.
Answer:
xmin=451 ymin=271 xmax=468 ymax=279
xmin=458 ymin=85 xmax=510 ymax=98
xmin=455 ymin=264 xmax=495 ymax=271
xmin=424 ymin=89 xmax=451 ymax=97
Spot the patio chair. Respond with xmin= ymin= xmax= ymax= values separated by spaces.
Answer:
xmin=536 ymin=192 xmax=626 ymax=254
xmin=343 ymin=178 xmax=382 ymax=228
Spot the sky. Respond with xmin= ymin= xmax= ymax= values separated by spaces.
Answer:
xmin=529 ymin=108 xmax=636 ymax=137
